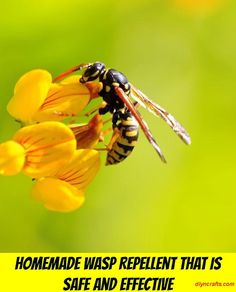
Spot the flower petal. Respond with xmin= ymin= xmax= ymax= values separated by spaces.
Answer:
xmin=0 ymin=141 xmax=25 ymax=176
xmin=56 ymin=149 xmax=101 ymax=191
xmin=32 ymin=75 xmax=91 ymax=122
xmin=7 ymin=70 xmax=52 ymax=124
xmin=13 ymin=122 xmax=76 ymax=178
xmin=32 ymin=177 xmax=85 ymax=212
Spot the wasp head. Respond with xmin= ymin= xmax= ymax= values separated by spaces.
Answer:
xmin=80 ymin=62 xmax=105 ymax=83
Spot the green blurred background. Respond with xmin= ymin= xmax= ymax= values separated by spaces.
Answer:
xmin=0 ymin=0 xmax=235 ymax=252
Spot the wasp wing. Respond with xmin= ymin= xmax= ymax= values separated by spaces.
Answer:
xmin=115 ymin=87 xmax=166 ymax=163
xmin=130 ymin=83 xmax=191 ymax=145
xmin=53 ymin=63 xmax=92 ymax=82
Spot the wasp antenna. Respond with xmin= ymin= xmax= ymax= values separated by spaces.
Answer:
xmin=53 ymin=63 xmax=91 ymax=82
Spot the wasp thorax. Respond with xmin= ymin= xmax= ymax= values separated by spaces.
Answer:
xmin=80 ymin=62 xmax=105 ymax=83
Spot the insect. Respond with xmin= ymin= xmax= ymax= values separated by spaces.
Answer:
xmin=54 ymin=62 xmax=191 ymax=163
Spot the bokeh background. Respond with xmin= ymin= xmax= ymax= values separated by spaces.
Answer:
xmin=0 ymin=0 xmax=235 ymax=252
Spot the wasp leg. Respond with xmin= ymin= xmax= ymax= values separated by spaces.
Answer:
xmin=106 ymin=128 xmax=120 ymax=150
xmin=99 ymin=129 xmax=112 ymax=143
xmin=84 ymin=101 xmax=107 ymax=117
xmin=98 ymin=118 xmax=113 ymax=142
xmin=94 ymin=128 xmax=120 ymax=151
xmin=93 ymin=147 xmax=110 ymax=151
xmin=99 ymin=103 xmax=112 ymax=115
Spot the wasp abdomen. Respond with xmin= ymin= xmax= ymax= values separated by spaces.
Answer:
xmin=106 ymin=113 xmax=139 ymax=165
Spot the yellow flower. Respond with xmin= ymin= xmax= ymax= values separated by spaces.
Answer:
xmin=32 ymin=149 xmax=100 ymax=212
xmin=69 ymin=114 xmax=104 ymax=149
xmin=7 ymin=70 xmax=92 ymax=124
xmin=0 ymin=122 xmax=76 ymax=177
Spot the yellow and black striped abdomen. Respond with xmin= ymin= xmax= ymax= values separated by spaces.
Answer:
xmin=106 ymin=115 xmax=139 ymax=165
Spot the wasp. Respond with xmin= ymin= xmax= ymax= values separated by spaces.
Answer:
xmin=54 ymin=62 xmax=191 ymax=164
